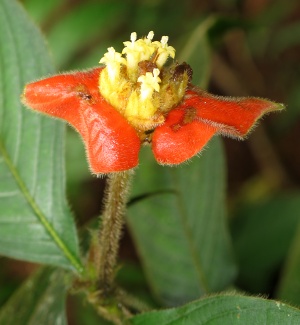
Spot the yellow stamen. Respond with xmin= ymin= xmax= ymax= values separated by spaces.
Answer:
xmin=98 ymin=31 xmax=190 ymax=132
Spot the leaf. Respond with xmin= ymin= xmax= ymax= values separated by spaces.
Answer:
xmin=23 ymin=0 xmax=61 ymax=24
xmin=0 ymin=267 xmax=68 ymax=325
xmin=131 ymin=293 xmax=300 ymax=325
xmin=0 ymin=0 xmax=82 ymax=271
xmin=270 ymin=21 xmax=300 ymax=56
xmin=277 ymin=229 xmax=300 ymax=305
xmin=274 ymin=193 xmax=300 ymax=304
xmin=178 ymin=16 xmax=216 ymax=88
xmin=69 ymin=294 xmax=112 ymax=325
xmin=127 ymin=139 xmax=237 ymax=306
xmin=47 ymin=2 xmax=128 ymax=68
xmin=231 ymin=192 xmax=300 ymax=294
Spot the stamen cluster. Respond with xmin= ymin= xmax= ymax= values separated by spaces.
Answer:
xmin=99 ymin=31 xmax=190 ymax=132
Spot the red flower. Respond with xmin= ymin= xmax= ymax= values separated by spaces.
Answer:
xmin=22 ymin=32 xmax=284 ymax=174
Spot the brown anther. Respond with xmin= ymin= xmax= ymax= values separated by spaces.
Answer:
xmin=173 ymin=62 xmax=193 ymax=82
xmin=138 ymin=60 xmax=158 ymax=76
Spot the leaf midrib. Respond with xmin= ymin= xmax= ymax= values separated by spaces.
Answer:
xmin=171 ymin=169 xmax=209 ymax=293
xmin=0 ymin=139 xmax=83 ymax=273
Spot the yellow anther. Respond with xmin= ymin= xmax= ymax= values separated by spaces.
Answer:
xmin=99 ymin=47 xmax=125 ymax=65
xmin=161 ymin=36 xmax=169 ymax=47
xmin=154 ymin=37 xmax=176 ymax=68
xmin=99 ymin=47 xmax=126 ymax=81
xmin=138 ymin=68 xmax=161 ymax=100
xmin=123 ymin=32 xmax=157 ymax=80
xmin=146 ymin=31 xmax=154 ymax=42
xmin=131 ymin=32 xmax=137 ymax=43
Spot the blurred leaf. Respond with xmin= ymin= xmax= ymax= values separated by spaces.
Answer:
xmin=0 ymin=267 xmax=69 ymax=325
xmin=276 ymin=196 xmax=300 ymax=304
xmin=270 ymin=22 xmax=300 ymax=56
xmin=23 ymin=0 xmax=61 ymax=24
xmin=117 ymin=262 xmax=157 ymax=308
xmin=0 ymin=261 xmax=19 ymax=307
xmin=131 ymin=2 xmax=187 ymax=37
xmin=179 ymin=16 xmax=216 ymax=88
xmin=272 ymin=81 xmax=300 ymax=133
xmin=47 ymin=1 xmax=128 ymax=68
xmin=247 ymin=1 xmax=298 ymax=57
xmin=68 ymin=43 xmax=111 ymax=70
xmin=66 ymin=129 xmax=90 ymax=197
xmin=254 ymin=0 xmax=297 ymax=28
xmin=277 ymin=230 xmax=300 ymax=305
xmin=231 ymin=193 xmax=300 ymax=294
xmin=0 ymin=0 xmax=82 ymax=271
xmin=131 ymin=293 xmax=300 ymax=324
xmin=127 ymin=139 xmax=236 ymax=306
xmin=208 ymin=16 xmax=249 ymax=44
xmin=69 ymin=294 xmax=111 ymax=325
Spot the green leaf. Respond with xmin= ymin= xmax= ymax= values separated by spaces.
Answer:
xmin=47 ymin=2 xmax=128 ymax=68
xmin=23 ymin=0 xmax=61 ymax=24
xmin=0 ymin=267 xmax=69 ymax=325
xmin=231 ymin=192 xmax=300 ymax=294
xmin=275 ymin=193 xmax=300 ymax=304
xmin=127 ymin=139 xmax=236 ymax=306
xmin=131 ymin=294 xmax=300 ymax=325
xmin=0 ymin=0 xmax=82 ymax=271
xmin=270 ymin=21 xmax=300 ymax=56
xmin=69 ymin=294 xmax=112 ymax=325
xmin=179 ymin=16 xmax=216 ymax=88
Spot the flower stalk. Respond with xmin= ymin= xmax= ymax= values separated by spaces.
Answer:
xmin=96 ymin=170 xmax=134 ymax=294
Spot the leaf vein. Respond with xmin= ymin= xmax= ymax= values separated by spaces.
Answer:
xmin=0 ymin=139 xmax=83 ymax=272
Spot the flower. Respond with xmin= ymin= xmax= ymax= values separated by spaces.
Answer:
xmin=22 ymin=32 xmax=284 ymax=174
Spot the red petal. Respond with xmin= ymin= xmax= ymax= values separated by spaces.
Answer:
xmin=79 ymin=101 xmax=140 ymax=173
xmin=152 ymin=108 xmax=217 ymax=165
xmin=22 ymin=68 xmax=140 ymax=173
xmin=22 ymin=68 xmax=103 ymax=128
xmin=183 ymin=87 xmax=285 ymax=137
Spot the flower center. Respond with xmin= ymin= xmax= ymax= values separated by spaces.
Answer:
xmin=99 ymin=31 xmax=192 ymax=132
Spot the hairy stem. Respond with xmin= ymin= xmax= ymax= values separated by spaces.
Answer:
xmin=96 ymin=170 xmax=134 ymax=293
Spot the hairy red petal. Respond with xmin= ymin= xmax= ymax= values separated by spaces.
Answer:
xmin=79 ymin=102 xmax=140 ymax=173
xmin=152 ymin=109 xmax=217 ymax=165
xmin=22 ymin=68 xmax=140 ymax=173
xmin=22 ymin=67 xmax=103 ymax=128
xmin=184 ymin=88 xmax=285 ymax=137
